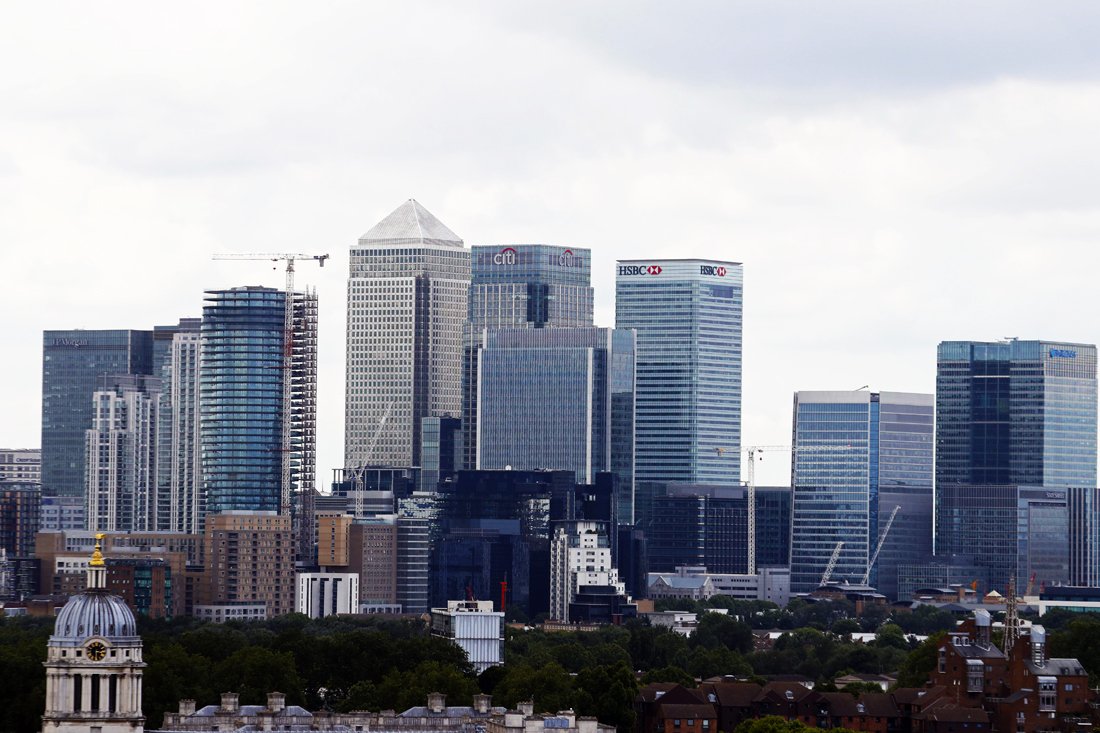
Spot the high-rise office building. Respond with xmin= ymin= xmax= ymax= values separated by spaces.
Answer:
xmin=463 ymin=244 xmax=595 ymax=468
xmin=615 ymin=260 xmax=743 ymax=517
xmin=935 ymin=340 xmax=1097 ymax=592
xmin=790 ymin=391 xmax=933 ymax=596
xmin=345 ymin=199 xmax=470 ymax=468
xmin=155 ymin=318 xmax=203 ymax=533
xmin=200 ymin=286 xmax=318 ymax=516
xmin=85 ymin=374 xmax=161 ymax=532
xmin=475 ymin=327 xmax=635 ymax=524
xmin=42 ymin=330 xmax=154 ymax=497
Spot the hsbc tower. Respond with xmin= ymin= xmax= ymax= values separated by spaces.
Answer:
xmin=615 ymin=259 xmax=743 ymax=523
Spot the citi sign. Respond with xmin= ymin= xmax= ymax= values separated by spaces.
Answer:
xmin=700 ymin=265 xmax=727 ymax=277
xmin=618 ymin=264 xmax=663 ymax=276
xmin=493 ymin=247 xmax=518 ymax=265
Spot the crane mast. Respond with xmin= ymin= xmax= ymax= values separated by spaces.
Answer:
xmin=212 ymin=252 xmax=328 ymax=522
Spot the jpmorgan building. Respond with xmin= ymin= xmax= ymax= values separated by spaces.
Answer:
xmin=615 ymin=259 xmax=743 ymax=526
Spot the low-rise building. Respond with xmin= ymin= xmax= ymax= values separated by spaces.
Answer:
xmin=297 ymin=571 xmax=359 ymax=618
xmin=430 ymin=600 xmax=504 ymax=674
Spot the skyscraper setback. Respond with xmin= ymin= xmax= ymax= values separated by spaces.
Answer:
xmin=345 ymin=200 xmax=470 ymax=469
xmin=615 ymin=259 xmax=743 ymax=504
xmin=463 ymin=244 xmax=595 ymax=470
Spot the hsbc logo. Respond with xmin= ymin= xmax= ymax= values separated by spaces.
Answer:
xmin=700 ymin=265 xmax=726 ymax=277
xmin=493 ymin=247 xmax=517 ymax=265
xmin=618 ymin=264 xmax=662 ymax=276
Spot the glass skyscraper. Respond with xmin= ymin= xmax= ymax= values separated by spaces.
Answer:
xmin=463 ymin=244 xmax=594 ymax=469
xmin=475 ymin=327 xmax=635 ymax=524
xmin=41 ymin=330 xmax=154 ymax=498
xmin=615 ymin=259 xmax=743 ymax=510
xmin=200 ymin=286 xmax=318 ymax=516
xmin=790 ymin=391 xmax=933 ymax=596
xmin=345 ymin=200 xmax=470 ymax=469
xmin=935 ymin=339 xmax=1097 ymax=592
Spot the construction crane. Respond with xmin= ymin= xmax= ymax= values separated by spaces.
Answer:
xmin=861 ymin=505 xmax=901 ymax=585
xmin=212 ymin=253 xmax=329 ymax=518
xmin=820 ymin=541 xmax=844 ymax=586
xmin=720 ymin=443 xmax=862 ymax=575
xmin=350 ymin=401 xmax=393 ymax=519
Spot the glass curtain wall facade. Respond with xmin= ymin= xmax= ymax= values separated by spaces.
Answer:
xmin=615 ymin=260 xmax=743 ymax=521
xmin=935 ymin=340 xmax=1097 ymax=592
xmin=790 ymin=391 xmax=933 ymax=596
xmin=200 ymin=287 xmax=317 ymax=517
xmin=346 ymin=199 xmax=470 ymax=469
xmin=475 ymin=327 xmax=635 ymax=524
xmin=42 ymin=330 xmax=153 ymax=498
xmin=155 ymin=319 xmax=203 ymax=533
xmin=462 ymin=245 xmax=594 ymax=470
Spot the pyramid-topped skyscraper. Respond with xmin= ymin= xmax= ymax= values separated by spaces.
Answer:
xmin=345 ymin=200 xmax=470 ymax=469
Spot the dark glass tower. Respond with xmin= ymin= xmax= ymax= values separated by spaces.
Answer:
xmin=935 ymin=340 xmax=1097 ymax=592
xmin=41 ymin=330 xmax=153 ymax=497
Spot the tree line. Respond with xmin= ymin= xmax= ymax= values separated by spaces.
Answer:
xmin=2 ymin=603 xmax=1099 ymax=732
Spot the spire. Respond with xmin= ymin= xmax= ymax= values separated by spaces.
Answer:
xmin=358 ymin=199 xmax=464 ymax=247
xmin=87 ymin=532 xmax=107 ymax=590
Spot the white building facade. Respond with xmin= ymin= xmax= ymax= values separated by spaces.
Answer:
xmin=297 ymin=572 xmax=360 ymax=618
xmin=430 ymin=600 xmax=504 ymax=674
xmin=549 ymin=521 xmax=627 ymax=623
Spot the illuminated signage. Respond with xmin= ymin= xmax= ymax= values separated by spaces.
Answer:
xmin=617 ymin=264 xmax=662 ymax=276
xmin=699 ymin=265 xmax=727 ymax=277
xmin=1049 ymin=348 xmax=1077 ymax=359
xmin=493 ymin=247 xmax=518 ymax=265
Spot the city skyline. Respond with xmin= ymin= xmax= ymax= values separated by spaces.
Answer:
xmin=6 ymin=4 xmax=1100 ymax=488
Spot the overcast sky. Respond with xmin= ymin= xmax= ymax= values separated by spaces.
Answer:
xmin=3 ymin=2 xmax=1100 ymax=487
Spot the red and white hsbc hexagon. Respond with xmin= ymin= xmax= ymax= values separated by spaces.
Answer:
xmin=615 ymin=260 xmax=741 ymax=280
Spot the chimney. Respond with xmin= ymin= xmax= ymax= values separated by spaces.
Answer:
xmin=179 ymin=699 xmax=196 ymax=716
xmin=267 ymin=692 xmax=286 ymax=713
xmin=473 ymin=694 xmax=492 ymax=714
xmin=220 ymin=692 xmax=240 ymax=712
xmin=428 ymin=692 xmax=446 ymax=713
xmin=519 ymin=701 xmax=535 ymax=717
xmin=973 ymin=609 xmax=991 ymax=648
xmin=1030 ymin=625 xmax=1047 ymax=668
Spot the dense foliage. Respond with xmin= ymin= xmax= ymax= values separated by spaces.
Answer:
xmin=3 ymin=600 xmax=1096 ymax=732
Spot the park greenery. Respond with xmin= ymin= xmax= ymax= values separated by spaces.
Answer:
xmin=1 ymin=601 xmax=1100 ymax=732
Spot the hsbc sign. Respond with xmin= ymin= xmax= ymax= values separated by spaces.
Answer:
xmin=699 ymin=265 xmax=727 ymax=277
xmin=618 ymin=264 xmax=663 ymax=276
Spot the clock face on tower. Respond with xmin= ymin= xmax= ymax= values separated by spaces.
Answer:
xmin=86 ymin=641 xmax=107 ymax=661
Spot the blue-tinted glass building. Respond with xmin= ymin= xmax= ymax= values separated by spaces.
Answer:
xmin=200 ymin=287 xmax=318 ymax=517
xmin=615 ymin=259 xmax=743 ymax=521
xmin=41 ymin=330 xmax=153 ymax=497
xmin=463 ymin=245 xmax=594 ymax=471
xmin=790 ymin=391 xmax=933 ymax=596
xmin=475 ymin=327 xmax=635 ymax=524
xmin=935 ymin=339 xmax=1097 ymax=592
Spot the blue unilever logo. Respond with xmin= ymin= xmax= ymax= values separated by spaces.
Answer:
xmin=1049 ymin=348 xmax=1077 ymax=359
